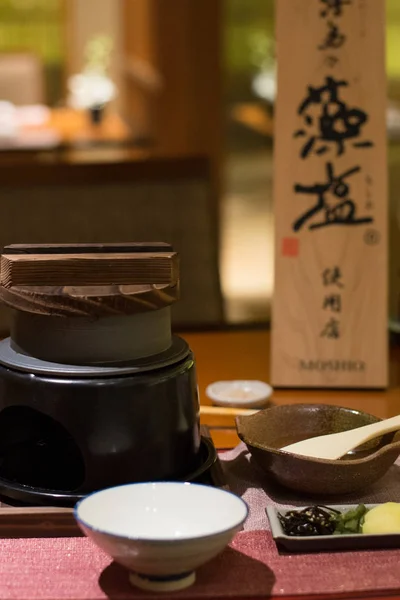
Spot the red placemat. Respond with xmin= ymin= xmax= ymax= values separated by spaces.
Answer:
xmin=1 ymin=530 xmax=400 ymax=600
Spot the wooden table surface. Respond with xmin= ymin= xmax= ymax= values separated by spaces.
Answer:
xmin=230 ymin=103 xmax=274 ymax=137
xmin=0 ymin=107 xmax=133 ymax=153
xmin=182 ymin=329 xmax=400 ymax=449
xmin=47 ymin=107 xmax=132 ymax=146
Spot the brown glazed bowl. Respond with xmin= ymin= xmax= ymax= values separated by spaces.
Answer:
xmin=236 ymin=404 xmax=400 ymax=496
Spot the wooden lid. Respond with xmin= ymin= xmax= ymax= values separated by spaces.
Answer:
xmin=0 ymin=243 xmax=179 ymax=317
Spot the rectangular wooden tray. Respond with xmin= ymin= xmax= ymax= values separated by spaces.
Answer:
xmin=0 ymin=506 xmax=80 ymax=538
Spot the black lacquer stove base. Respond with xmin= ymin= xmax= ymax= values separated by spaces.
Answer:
xmin=0 ymin=335 xmax=201 ymax=498
xmin=0 ymin=435 xmax=221 ymax=507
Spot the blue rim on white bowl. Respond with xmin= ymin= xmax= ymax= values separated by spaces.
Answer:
xmin=74 ymin=481 xmax=249 ymax=592
xmin=74 ymin=481 xmax=249 ymax=540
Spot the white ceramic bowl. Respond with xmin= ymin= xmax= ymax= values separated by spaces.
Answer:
xmin=206 ymin=380 xmax=273 ymax=408
xmin=74 ymin=482 xmax=248 ymax=592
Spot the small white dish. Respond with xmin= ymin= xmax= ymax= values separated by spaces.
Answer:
xmin=74 ymin=482 xmax=248 ymax=592
xmin=206 ymin=380 xmax=273 ymax=408
xmin=266 ymin=504 xmax=400 ymax=553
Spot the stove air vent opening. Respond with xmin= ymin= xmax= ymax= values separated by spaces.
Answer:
xmin=0 ymin=406 xmax=85 ymax=492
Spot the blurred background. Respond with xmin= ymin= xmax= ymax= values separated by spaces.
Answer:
xmin=0 ymin=0 xmax=398 ymax=332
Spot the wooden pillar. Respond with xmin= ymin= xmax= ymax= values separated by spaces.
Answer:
xmin=271 ymin=0 xmax=388 ymax=388
xmin=152 ymin=0 xmax=222 ymax=159
xmin=121 ymin=0 xmax=222 ymax=178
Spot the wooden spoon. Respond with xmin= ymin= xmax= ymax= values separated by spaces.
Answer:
xmin=281 ymin=414 xmax=400 ymax=460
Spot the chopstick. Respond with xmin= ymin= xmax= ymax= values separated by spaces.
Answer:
xmin=200 ymin=406 xmax=258 ymax=417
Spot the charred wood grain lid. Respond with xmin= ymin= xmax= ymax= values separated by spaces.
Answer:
xmin=0 ymin=243 xmax=180 ymax=364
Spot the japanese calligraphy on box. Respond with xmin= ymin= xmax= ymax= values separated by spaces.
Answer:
xmin=271 ymin=0 xmax=387 ymax=388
